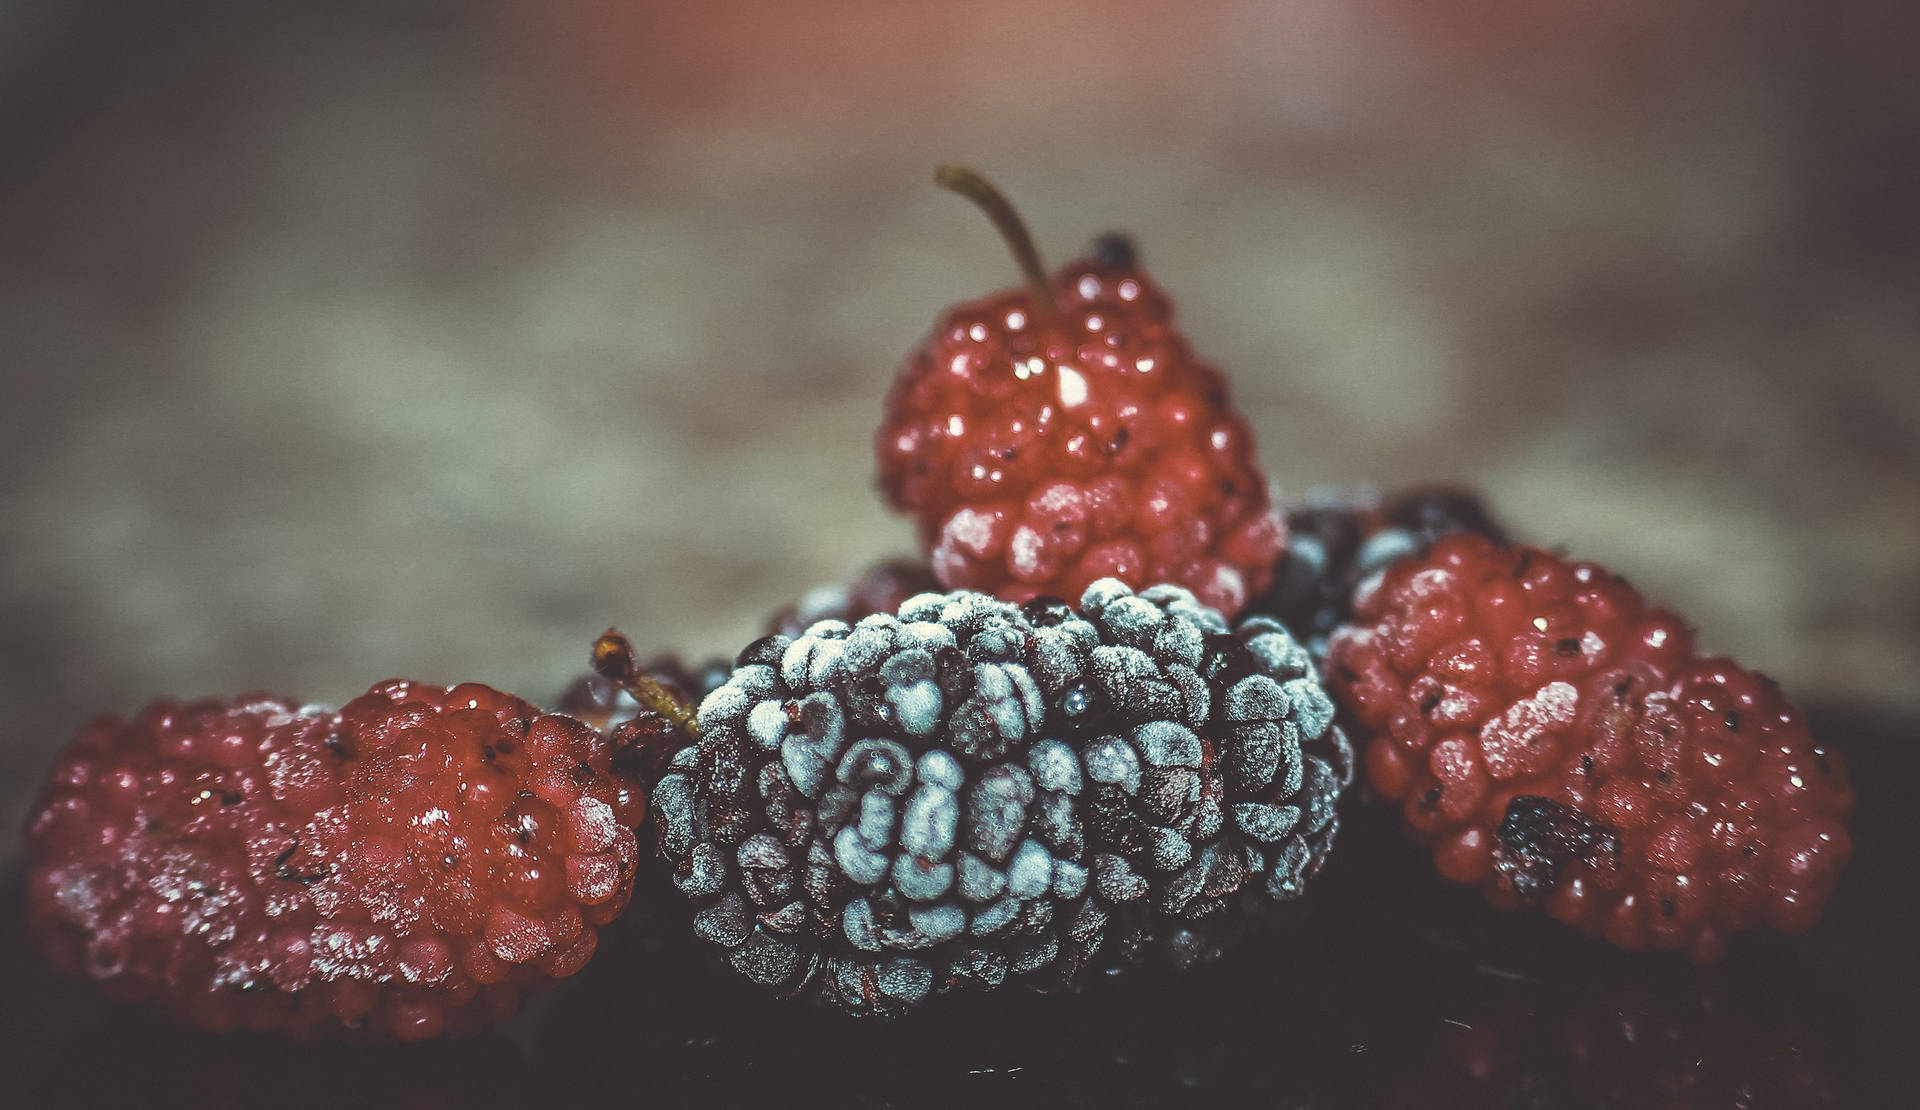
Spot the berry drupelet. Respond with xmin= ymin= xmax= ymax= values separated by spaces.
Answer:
xmin=625 ymin=579 xmax=1352 ymax=1016
xmin=1329 ymin=535 xmax=1853 ymax=960
xmin=25 ymin=681 xmax=645 ymax=1039
xmin=876 ymin=167 xmax=1283 ymax=616
xmin=1251 ymin=486 xmax=1506 ymax=661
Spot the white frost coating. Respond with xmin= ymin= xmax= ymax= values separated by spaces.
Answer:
xmin=889 ymin=681 xmax=942 ymax=737
xmin=1077 ymin=576 xmax=1136 ymax=617
xmin=909 ymin=902 xmax=966 ymax=942
xmin=895 ymin=620 xmax=958 ymax=653
xmin=957 ymin=853 xmax=1006 ymax=902
xmin=1244 ymin=630 xmax=1313 ymax=680
xmin=892 ymin=856 xmax=954 ymax=902
xmin=899 ymin=785 xmax=958 ymax=859
xmin=856 ymin=792 xmax=897 ymax=849
xmin=916 ymin=749 xmax=965 ymax=791
xmin=1026 ymin=739 xmax=1083 ymax=793
xmin=834 ymin=826 xmax=889 ymax=885
xmin=832 ymin=622 xmax=899 ymax=684
xmin=1006 ymin=839 xmax=1054 ymax=898
xmin=1223 ymin=674 xmax=1290 ymax=722
xmin=801 ymin=619 xmax=852 ymax=641
xmin=696 ymin=681 xmax=752 ymax=731
xmin=746 ymin=700 xmax=788 ymax=750
xmin=895 ymin=592 xmax=950 ymax=623
xmin=1479 ymin=680 xmax=1579 ymax=779
xmin=1099 ymin=595 xmax=1169 ymax=648
xmin=805 ymin=637 xmax=847 ymax=688
xmin=1085 ymin=735 xmax=1142 ymax=792
xmin=1132 ymin=720 xmax=1202 ymax=768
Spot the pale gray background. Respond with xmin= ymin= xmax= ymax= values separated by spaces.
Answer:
xmin=4 ymin=1 xmax=1916 ymax=872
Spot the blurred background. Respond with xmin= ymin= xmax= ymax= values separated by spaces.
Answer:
xmin=2 ymin=0 xmax=1915 ymax=872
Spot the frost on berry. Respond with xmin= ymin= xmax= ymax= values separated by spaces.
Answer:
xmin=652 ymin=579 xmax=1352 ymax=1015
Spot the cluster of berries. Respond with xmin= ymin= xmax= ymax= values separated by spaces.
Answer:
xmin=24 ymin=168 xmax=1852 ymax=1039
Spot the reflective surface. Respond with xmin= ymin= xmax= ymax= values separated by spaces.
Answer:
xmin=4 ymin=705 xmax=1899 ymax=1107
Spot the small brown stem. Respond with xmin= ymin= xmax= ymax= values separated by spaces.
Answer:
xmin=591 ymin=629 xmax=700 ymax=738
xmin=935 ymin=164 xmax=1055 ymax=316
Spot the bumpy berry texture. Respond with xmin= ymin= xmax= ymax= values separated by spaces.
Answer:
xmin=652 ymin=578 xmax=1352 ymax=1016
xmin=1329 ymin=535 xmax=1853 ymax=960
xmin=1252 ymin=487 xmax=1506 ymax=660
xmin=25 ymin=681 xmax=645 ymax=1039
xmin=876 ymin=237 xmax=1282 ymax=616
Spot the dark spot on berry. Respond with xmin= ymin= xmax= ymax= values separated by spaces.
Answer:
xmin=1106 ymin=426 xmax=1130 ymax=454
xmin=1020 ymin=596 xmax=1074 ymax=627
xmin=1613 ymin=678 xmax=1634 ymax=698
xmin=1201 ymin=633 xmax=1258 ymax=686
xmin=220 ymin=791 xmax=243 ymax=806
xmin=1555 ymin=638 xmax=1581 ymax=657
xmin=993 ymin=446 xmax=1017 ymax=462
xmin=481 ymin=744 xmax=498 ymax=763
xmin=1660 ymin=897 xmax=1677 ymax=918
xmin=1418 ymin=691 xmax=1441 ymax=715
xmin=1724 ymin=711 xmax=1740 ymax=732
xmin=1086 ymin=232 xmax=1137 ymax=269
xmin=1418 ymin=786 xmax=1442 ymax=812
xmin=1491 ymin=796 xmax=1621 ymax=905
xmin=1657 ymin=769 xmax=1674 ymax=784
xmin=1580 ymin=754 xmax=1594 ymax=776
xmin=324 ymin=733 xmax=349 ymax=759
xmin=273 ymin=838 xmax=333 ymax=885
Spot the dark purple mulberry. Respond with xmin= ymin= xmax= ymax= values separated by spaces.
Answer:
xmin=648 ymin=578 xmax=1353 ymax=1016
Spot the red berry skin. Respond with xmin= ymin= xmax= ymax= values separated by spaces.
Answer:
xmin=876 ymin=253 xmax=1282 ymax=616
xmin=25 ymin=681 xmax=646 ymax=1039
xmin=1330 ymin=536 xmax=1854 ymax=960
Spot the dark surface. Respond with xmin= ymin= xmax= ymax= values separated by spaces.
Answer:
xmin=4 ymin=704 xmax=1903 ymax=1108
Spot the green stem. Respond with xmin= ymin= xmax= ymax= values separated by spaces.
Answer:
xmin=935 ymin=164 xmax=1055 ymax=315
